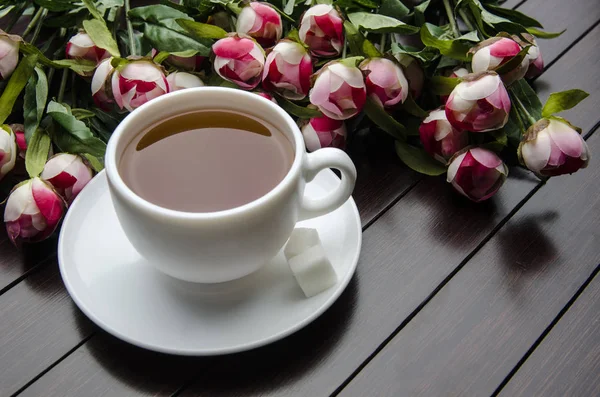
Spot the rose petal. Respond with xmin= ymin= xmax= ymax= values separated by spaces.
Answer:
xmin=456 ymin=73 xmax=501 ymax=101
xmin=547 ymin=119 xmax=585 ymax=158
xmin=522 ymin=132 xmax=552 ymax=172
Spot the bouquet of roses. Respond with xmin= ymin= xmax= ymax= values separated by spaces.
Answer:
xmin=0 ymin=0 xmax=589 ymax=247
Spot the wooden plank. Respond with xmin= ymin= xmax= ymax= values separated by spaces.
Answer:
xmin=349 ymin=134 xmax=421 ymax=226
xmin=339 ymin=33 xmax=600 ymax=392
xmin=12 ymin=2 xmax=600 ymax=396
xmin=0 ymin=263 xmax=95 ymax=396
xmin=499 ymin=271 xmax=600 ymax=397
xmin=516 ymin=0 xmax=600 ymax=66
xmin=19 ymin=332 xmax=202 ymax=397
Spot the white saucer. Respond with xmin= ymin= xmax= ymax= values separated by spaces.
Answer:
xmin=58 ymin=170 xmax=361 ymax=356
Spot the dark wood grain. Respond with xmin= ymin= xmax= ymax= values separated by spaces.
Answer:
xmin=515 ymin=0 xmax=600 ymax=66
xmin=339 ymin=111 xmax=600 ymax=396
xmin=499 ymin=271 xmax=600 ymax=397
xmin=7 ymin=1 xmax=600 ymax=397
xmin=349 ymin=133 xmax=421 ymax=226
xmin=0 ymin=263 xmax=95 ymax=396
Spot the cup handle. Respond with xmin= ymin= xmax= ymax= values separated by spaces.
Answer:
xmin=299 ymin=148 xmax=357 ymax=221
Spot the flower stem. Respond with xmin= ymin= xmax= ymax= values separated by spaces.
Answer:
xmin=57 ymin=69 xmax=69 ymax=104
xmin=29 ymin=8 xmax=48 ymax=46
xmin=442 ymin=0 xmax=460 ymax=38
xmin=124 ymin=0 xmax=137 ymax=56
xmin=380 ymin=34 xmax=386 ymax=52
xmin=342 ymin=36 xmax=347 ymax=58
xmin=458 ymin=8 xmax=475 ymax=32
xmin=510 ymin=88 xmax=538 ymax=126
xmin=22 ymin=7 xmax=44 ymax=38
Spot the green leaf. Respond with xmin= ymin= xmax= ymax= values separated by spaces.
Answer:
xmin=390 ymin=43 xmax=439 ymax=63
xmin=0 ymin=54 xmax=37 ymax=126
xmin=363 ymin=97 xmax=406 ymax=141
xmin=420 ymin=23 xmax=471 ymax=61
xmin=437 ymin=55 xmax=461 ymax=69
xmin=344 ymin=21 xmax=382 ymax=58
xmin=71 ymin=108 xmax=97 ymax=120
xmin=503 ymin=106 xmax=525 ymax=148
xmin=413 ymin=0 xmax=430 ymax=27
xmin=526 ymin=27 xmax=565 ymax=39
xmin=82 ymin=153 xmax=104 ymax=171
xmin=283 ymin=0 xmax=295 ymax=15
xmin=33 ymin=0 xmax=77 ymax=12
xmin=129 ymin=6 xmax=212 ymax=55
xmin=401 ymin=94 xmax=428 ymax=118
xmin=25 ymin=128 xmax=51 ymax=178
xmin=176 ymin=19 xmax=227 ymax=39
xmin=158 ymin=0 xmax=191 ymax=13
xmin=136 ymin=22 xmax=212 ymax=56
xmin=23 ymin=67 xmax=47 ymax=143
xmin=489 ymin=129 xmax=507 ymax=147
xmin=46 ymin=102 xmax=107 ymax=158
xmin=337 ymin=56 xmax=364 ymax=68
xmin=457 ymin=30 xmax=480 ymax=42
xmin=47 ymin=101 xmax=95 ymax=140
xmin=82 ymin=19 xmax=120 ymax=57
xmin=350 ymin=0 xmax=379 ymax=9
xmin=379 ymin=0 xmax=410 ymax=20
xmin=485 ymin=5 xmax=543 ymax=28
xmin=128 ymin=5 xmax=192 ymax=33
xmin=81 ymin=0 xmax=105 ymax=21
xmin=429 ymin=76 xmax=460 ymax=95
xmin=52 ymin=59 xmax=97 ymax=74
xmin=347 ymin=12 xmax=419 ymax=34
xmin=276 ymin=97 xmax=322 ymax=119
xmin=510 ymin=79 xmax=542 ymax=120
xmin=395 ymin=140 xmax=446 ymax=176
xmin=542 ymin=89 xmax=589 ymax=118
xmin=44 ymin=8 xmax=88 ymax=27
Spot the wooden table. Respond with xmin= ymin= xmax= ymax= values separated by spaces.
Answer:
xmin=2 ymin=0 xmax=600 ymax=395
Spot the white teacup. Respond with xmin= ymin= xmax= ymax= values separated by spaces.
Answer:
xmin=105 ymin=87 xmax=357 ymax=283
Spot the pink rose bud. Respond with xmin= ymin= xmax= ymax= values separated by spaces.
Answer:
xmin=0 ymin=29 xmax=20 ymax=79
xmin=91 ymin=57 xmax=115 ymax=110
xmin=447 ymin=147 xmax=508 ymax=202
xmin=445 ymin=71 xmax=511 ymax=132
xmin=4 ymin=177 xmax=66 ymax=246
xmin=0 ymin=124 xmax=17 ymax=180
xmin=40 ymin=153 xmax=93 ymax=204
xmin=254 ymin=91 xmax=277 ymax=103
xmin=513 ymin=34 xmax=544 ymax=79
xmin=111 ymin=59 xmax=169 ymax=111
xmin=262 ymin=40 xmax=312 ymax=100
xmin=9 ymin=123 xmax=26 ymax=156
xmin=299 ymin=4 xmax=344 ymax=57
xmin=441 ymin=67 xmax=469 ymax=103
xmin=309 ymin=61 xmax=366 ymax=120
xmin=419 ymin=108 xmax=469 ymax=163
xmin=66 ymin=32 xmax=110 ymax=63
xmin=519 ymin=118 xmax=589 ymax=176
xmin=213 ymin=35 xmax=265 ymax=90
xmin=394 ymin=54 xmax=424 ymax=99
xmin=236 ymin=2 xmax=283 ymax=48
xmin=360 ymin=57 xmax=409 ymax=108
xmin=301 ymin=115 xmax=347 ymax=151
xmin=471 ymin=37 xmax=529 ymax=85
xmin=166 ymin=72 xmax=204 ymax=91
